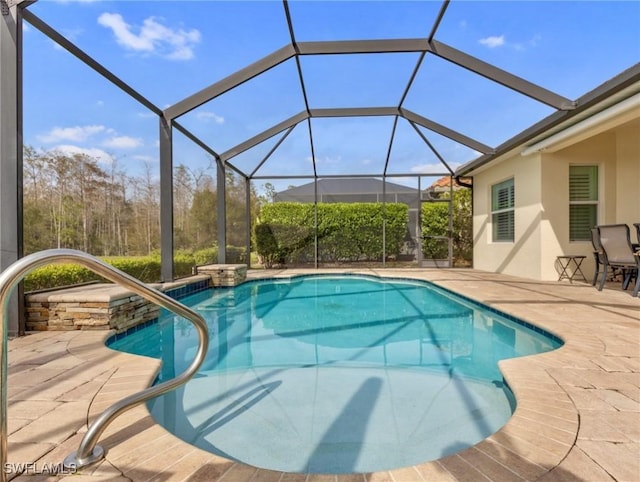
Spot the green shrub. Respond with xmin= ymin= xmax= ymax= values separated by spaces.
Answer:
xmin=173 ymin=253 xmax=196 ymax=278
xmin=24 ymin=256 xmax=163 ymax=292
xmin=188 ymin=246 xmax=247 ymax=265
xmin=225 ymin=246 xmax=247 ymax=264
xmin=421 ymin=188 xmax=472 ymax=266
xmin=24 ymin=264 xmax=98 ymax=292
xmin=254 ymin=202 xmax=408 ymax=267
xmin=191 ymin=247 xmax=218 ymax=265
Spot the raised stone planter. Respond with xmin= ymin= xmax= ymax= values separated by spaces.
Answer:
xmin=25 ymin=275 xmax=211 ymax=332
xmin=195 ymin=264 xmax=247 ymax=287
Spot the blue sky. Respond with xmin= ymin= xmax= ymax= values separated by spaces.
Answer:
xmin=21 ymin=0 xmax=640 ymax=191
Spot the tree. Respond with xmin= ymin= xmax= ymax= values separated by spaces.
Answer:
xmin=174 ymin=163 xmax=194 ymax=250
xmin=258 ymin=182 xmax=276 ymax=206
xmin=190 ymin=188 xmax=217 ymax=248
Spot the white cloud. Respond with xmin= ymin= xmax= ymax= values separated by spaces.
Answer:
xmin=528 ymin=34 xmax=542 ymax=48
xmin=479 ymin=35 xmax=505 ymax=48
xmin=410 ymin=163 xmax=454 ymax=174
xmin=98 ymin=12 xmax=201 ymax=61
xmin=196 ymin=111 xmax=225 ymax=124
xmin=51 ymin=144 xmax=115 ymax=164
xmin=102 ymin=135 xmax=143 ymax=149
xmin=38 ymin=125 xmax=105 ymax=143
xmin=310 ymin=155 xmax=341 ymax=165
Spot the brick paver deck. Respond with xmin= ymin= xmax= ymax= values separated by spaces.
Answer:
xmin=5 ymin=269 xmax=639 ymax=481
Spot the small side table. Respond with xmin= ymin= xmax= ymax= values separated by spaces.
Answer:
xmin=556 ymin=255 xmax=587 ymax=283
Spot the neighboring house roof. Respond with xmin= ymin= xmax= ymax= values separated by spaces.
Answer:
xmin=274 ymin=178 xmax=417 ymax=201
xmin=455 ymin=64 xmax=640 ymax=177
xmin=426 ymin=176 xmax=472 ymax=192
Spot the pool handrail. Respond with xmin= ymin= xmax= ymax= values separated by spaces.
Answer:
xmin=0 ymin=249 xmax=209 ymax=480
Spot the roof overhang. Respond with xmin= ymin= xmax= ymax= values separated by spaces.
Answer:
xmin=520 ymin=91 xmax=640 ymax=156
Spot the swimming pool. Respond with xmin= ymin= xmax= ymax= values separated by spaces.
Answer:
xmin=108 ymin=274 xmax=562 ymax=474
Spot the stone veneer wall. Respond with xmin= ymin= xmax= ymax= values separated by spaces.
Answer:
xmin=195 ymin=264 xmax=248 ymax=287
xmin=25 ymin=276 xmax=212 ymax=332
xmin=25 ymin=264 xmax=249 ymax=332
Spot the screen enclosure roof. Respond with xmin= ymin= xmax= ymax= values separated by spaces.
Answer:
xmin=20 ymin=0 xmax=640 ymax=181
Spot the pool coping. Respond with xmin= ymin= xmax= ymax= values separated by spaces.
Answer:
xmin=6 ymin=268 xmax=639 ymax=481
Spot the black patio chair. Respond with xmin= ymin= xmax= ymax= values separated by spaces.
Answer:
xmin=596 ymin=224 xmax=640 ymax=297
xmin=590 ymin=228 xmax=609 ymax=286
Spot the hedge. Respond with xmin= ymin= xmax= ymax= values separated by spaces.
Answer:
xmin=24 ymin=246 xmax=247 ymax=292
xmin=254 ymin=202 xmax=408 ymax=267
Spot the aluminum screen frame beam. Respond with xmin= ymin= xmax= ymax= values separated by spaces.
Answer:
xmin=399 ymin=1 xmax=449 ymax=107
xmin=283 ymin=0 xmax=311 ymax=114
xmin=306 ymin=118 xmax=317 ymax=178
xmin=383 ymin=116 xmax=399 ymax=176
xmin=249 ymin=125 xmax=296 ymax=178
xmin=251 ymin=172 xmax=451 ymax=180
xmin=222 ymin=106 xmax=491 ymax=169
xmin=220 ymin=111 xmax=308 ymax=162
xmin=297 ymin=38 xmax=428 ymax=55
xmin=173 ymin=121 xmax=221 ymax=161
xmin=164 ymin=37 xmax=572 ymax=121
xmin=165 ymin=44 xmax=296 ymax=121
xmin=310 ymin=107 xmax=399 ymax=117
xmin=0 ymin=0 xmax=23 ymax=342
xmin=408 ymin=120 xmax=454 ymax=175
xmin=401 ymin=108 xmax=493 ymax=154
xmin=428 ymin=40 xmax=575 ymax=111
xmin=159 ymin=117 xmax=173 ymax=281
xmin=216 ymin=158 xmax=226 ymax=264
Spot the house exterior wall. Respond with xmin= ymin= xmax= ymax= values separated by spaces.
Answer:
xmin=615 ymin=122 xmax=640 ymax=225
xmin=541 ymin=132 xmax=617 ymax=281
xmin=472 ymin=118 xmax=639 ymax=282
xmin=472 ymin=154 xmax=543 ymax=279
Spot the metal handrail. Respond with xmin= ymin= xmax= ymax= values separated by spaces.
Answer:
xmin=0 ymin=249 xmax=209 ymax=480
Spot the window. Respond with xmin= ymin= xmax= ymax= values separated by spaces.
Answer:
xmin=569 ymin=166 xmax=598 ymax=241
xmin=491 ymin=178 xmax=514 ymax=242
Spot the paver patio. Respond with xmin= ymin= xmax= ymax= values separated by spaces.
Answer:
xmin=5 ymin=269 xmax=639 ymax=481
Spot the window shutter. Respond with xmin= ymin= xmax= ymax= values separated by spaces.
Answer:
xmin=569 ymin=166 xmax=598 ymax=202
xmin=492 ymin=179 xmax=514 ymax=211
xmin=493 ymin=211 xmax=514 ymax=241
xmin=570 ymin=205 xmax=597 ymax=241
xmin=491 ymin=178 xmax=515 ymax=242
xmin=569 ymin=166 xmax=598 ymax=241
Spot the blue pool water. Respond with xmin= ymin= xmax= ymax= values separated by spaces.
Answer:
xmin=108 ymin=275 xmax=561 ymax=474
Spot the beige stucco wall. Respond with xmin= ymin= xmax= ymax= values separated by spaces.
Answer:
xmin=472 ymin=154 xmax=543 ymax=279
xmin=472 ymin=117 xmax=639 ymax=282
xmin=614 ymin=121 xmax=640 ymax=225
xmin=540 ymin=132 xmax=618 ymax=281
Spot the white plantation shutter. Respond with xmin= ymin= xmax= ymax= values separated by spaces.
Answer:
xmin=569 ymin=166 xmax=598 ymax=241
xmin=491 ymin=178 xmax=514 ymax=242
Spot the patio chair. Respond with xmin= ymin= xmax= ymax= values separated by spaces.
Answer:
xmin=596 ymin=224 xmax=640 ymax=297
xmin=634 ymin=223 xmax=640 ymax=248
xmin=590 ymin=228 xmax=609 ymax=286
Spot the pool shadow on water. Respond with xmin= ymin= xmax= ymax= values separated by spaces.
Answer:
xmin=188 ymin=380 xmax=282 ymax=449
xmin=305 ymin=376 xmax=382 ymax=474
